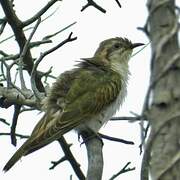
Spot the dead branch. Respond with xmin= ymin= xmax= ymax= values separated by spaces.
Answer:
xmin=43 ymin=21 xmax=77 ymax=40
xmin=109 ymin=162 xmax=135 ymax=180
xmin=114 ymin=0 xmax=122 ymax=8
xmin=18 ymin=18 xmax=41 ymax=90
xmin=57 ymin=137 xmax=85 ymax=180
xmin=30 ymin=32 xmax=77 ymax=100
xmin=0 ymin=118 xmax=10 ymax=126
xmin=81 ymin=131 xmax=103 ymax=180
xmin=0 ymin=86 xmax=39 ymax=109
xmin=0 ymin=0 xmax=45 ymax=92
xmin=0 ymin=17 xmax=7 ymax=35
xmin=81 ymin=0 xmax=106 ymax=13
xmin=10 ymin=104 xmax=21 ymax=146
xmin=0 ymin=132 xmax=29 ymax=139
xmin=99 ymin=133 xmax=134 ymax=145
xmin=49 ymin=156 xmax=67 ymax=170
xmin=110 ymin=116 xmax=144 ymax=121
xmin=22 ymin=0 xmax=61 ymax=27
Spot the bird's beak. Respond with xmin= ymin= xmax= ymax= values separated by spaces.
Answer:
xmin=131 ymin=43 xmax=144 ymax=49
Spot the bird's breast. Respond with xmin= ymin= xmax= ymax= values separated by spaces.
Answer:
xmin=77 ymin=79 xmax=127 ymax=133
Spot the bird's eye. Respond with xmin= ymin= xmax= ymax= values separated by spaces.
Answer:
xmin=113 ymin=43 xmax=121 ymax=49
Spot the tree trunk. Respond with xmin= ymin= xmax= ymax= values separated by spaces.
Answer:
xmin=142 ymin=0 xmax=180 ymax=179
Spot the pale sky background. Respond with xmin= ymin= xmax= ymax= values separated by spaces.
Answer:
xmin=0 ymin=0 xmax=153 ymax=179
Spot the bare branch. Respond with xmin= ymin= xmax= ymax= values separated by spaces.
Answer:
xmin=109 ymin=162 xmax=135 ymax=180
xmin=43 ymin=21 xmax=77 ymax=40
xmin=18 ymin=18 xmax=41 ymax=90
xmin=49 ymin=156 xmax=67 ymax=170
xmin=10 ymin=104 xmax=21 ymax=146
xmin=114 ymin=0 xmax=122 ymax=8
xmin=0 ymin=60 xmax=16 ymax=88
xmin=30 ymin=32 xmax=77 ymax=100
xmin=99 ymin=133 xmax=134 ymax=145
xmin=0 ymin=7 xmax=60 ymax=45
xmin=139 ymin=123 xmax=150 ymax=155
xmin=0 ymin=0 xmax=45 ymax=92
xmin=30 ymin=39 xmax=52 ymax=48
xmin=81 ymin=131 xmax=103 ymax=180
xmin=0 ymin=132 xmax=29 ymax=139
xmin=0 ymin=118 xmax=10 ymax=126
xmin=57 ymin=137 xmax=85 ymax=180
xmin=110 ymin=116 xmax=144 ymax=121
xmin=20 ymin=107 xmax=37 ymax=113
xmin=0 ymin=17 xmax=7 ymax=35
xmin=81 ymin=0 xmax=106 ymax=13
xmin=0 ymin=86 xmax=39 ymax=109
xmin=0 ymin=50 xmax=8 ymax=57
xmin=0 ymin=54 xmax=19 ymax=61
xmin=22 ymin=0 xmax=61 ymax=27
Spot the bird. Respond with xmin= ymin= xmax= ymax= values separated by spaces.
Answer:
xmin=3 ymin=37 xmax=144 ymax=172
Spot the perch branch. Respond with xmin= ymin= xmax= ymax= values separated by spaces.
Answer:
xmin=81 ymin=131 xmax=103 ymax=180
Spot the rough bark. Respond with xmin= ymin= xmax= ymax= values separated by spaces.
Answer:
xmin=142 ymin=0 xmax=180 ymax=179
xmin=81 ymin=132 xmax=104 ymax=180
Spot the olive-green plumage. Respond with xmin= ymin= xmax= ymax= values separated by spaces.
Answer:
xmin=3 ymin=37 xmax=144 ymax=172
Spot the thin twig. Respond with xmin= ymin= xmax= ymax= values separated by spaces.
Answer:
xmin=139 ymin=123 xmax=150 ymax=155
xmin=18 ymin=18 xmax=41 ymax=91
xmin=0 ymin=7 xmax=60 ymax=45
xmin=114 ymin=0 xmax=121 ymax=8
xmin=30 ymin=39 xmax=52 ymax=48
xmin=30 ymin=32 xmax=77 ymax=100
xmin=81 ymin=131 xmax=103 ymax=180
xmin=0 ymin=50 xmax=9 ymax=57
xmin=10 ymin=104 xmax=21 ymax=146
xmin=0 ymin=86 xmax=38 ymax=108
xmin=43 ymin=21 xmax=77 ymax=40
xmin=81 ymin=0 xmax=106 ymax=13
xmin=0 ymin=0 xmax=45 ymax=92
xmin=99 ymin=133 xmax=134 ymax=145
xmin=0 ymin=118 xmax=10 ymax=126
xmin=22 ymin=0 xmax=61 ymax=27
xmin=49 ymin=156 xmax=67 ymax=170
xmin=109 ymin=162 xmax=135 ymax=180
xmin=0 ymin=132 xmax=29 ymax=139
xmin=57 ymin=137 xmax=85 ymax=180
xmin=0 ymin=54 xmax=19 ymax=61
xmin=110 ymin=116 xmax=144 ymax=121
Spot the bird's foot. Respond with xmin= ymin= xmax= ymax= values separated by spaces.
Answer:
xmin=78 ymin=129 xmax=103 ymax=146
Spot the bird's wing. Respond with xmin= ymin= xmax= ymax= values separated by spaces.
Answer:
xmin=3 ymin=68 xmax=121 ymax=172
xmin=25 ymin=69 xmax=122 ymax=153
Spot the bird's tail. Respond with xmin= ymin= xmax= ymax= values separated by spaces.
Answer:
xmin=3 ymin=141 xmax=28 ymax=172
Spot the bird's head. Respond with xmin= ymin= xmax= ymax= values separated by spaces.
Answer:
xmin=94 ymin=37 xmax=144 ymax=73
